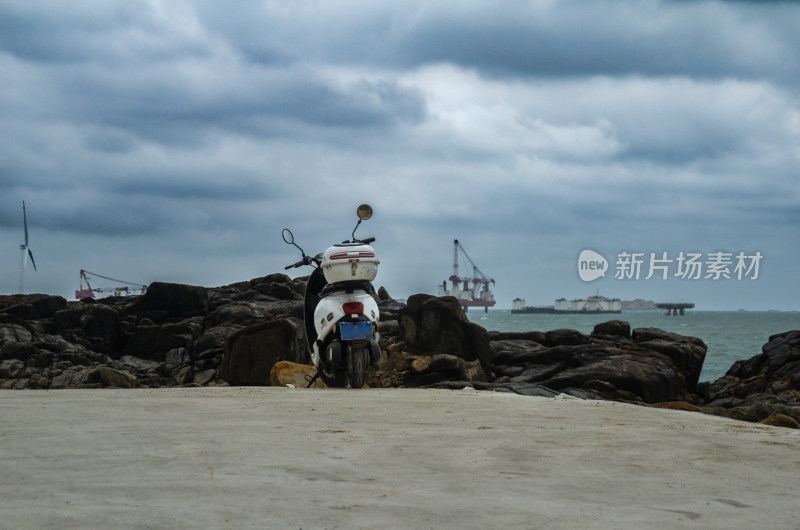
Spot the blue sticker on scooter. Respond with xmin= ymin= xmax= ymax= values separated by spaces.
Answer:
xmin=339 ymin=321 xmax=374 ymax=340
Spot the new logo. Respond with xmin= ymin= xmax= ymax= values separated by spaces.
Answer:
xmin=578 ymin=250 xmax=608 ymax=282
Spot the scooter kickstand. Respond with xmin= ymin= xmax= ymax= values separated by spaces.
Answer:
xmin=305 ymin=371 xmax=321 ymax=388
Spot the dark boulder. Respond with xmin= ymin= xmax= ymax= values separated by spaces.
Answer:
xmin=138 ymin=282 xmax=209 ymax=322
xmin=220 ymin=318 xmax=309 ymax=385
xmin=51 ymin=366 xmax=136 ymax=389
xmin=0 ymin=322 xmax=33 ymax=345
xmin=538 ymin=345 xmax=686 ymax=403
xmin=0 ymin=294 xmax=67 ymax=320
xmin=486 ymin=321 xmax=708 ymax=404
xmin=54 ymin=303 xmax=120 ymax=345
xmin=702 ymin=330 xmax=800 ymax=425
xmin=123 ymin=319 xmax=203 ymax=362
xmin=544 ymin=329 xmax=591 ymax=347
xmin=250 ymin=274 xmax=304 ymax=301
xmin=205 ymin=302 xmax=272 ymax=328
xmin=592 ymin=320 xmax=631 ymax=339
xmin=399 ymin=295 xmax=492 ymax=375
xmin=0 ymin=342 xmax=39 ymax=362
xmin=377 ymin=286 xmax=392 ymax=301
xmin=726 ymin=330 xmax=800 ymax=381
xmin=488 ymin=330 xmax=547 ymax=345
xmin=490 ymin=340 xmax=547 ymax=366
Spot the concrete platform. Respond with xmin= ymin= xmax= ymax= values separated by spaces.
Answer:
xmin=1 ymin=387 xmax=798 ymax=529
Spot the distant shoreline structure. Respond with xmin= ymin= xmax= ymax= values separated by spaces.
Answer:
xmin=511 ymin=297 xmax=659 ymax=314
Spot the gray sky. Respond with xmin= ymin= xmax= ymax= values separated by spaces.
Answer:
xmin=1 ymin=0 xmax=799 ymax=310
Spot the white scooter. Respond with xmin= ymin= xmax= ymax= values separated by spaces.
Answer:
xmin=282 ymin=204 xmax=381 ymax=388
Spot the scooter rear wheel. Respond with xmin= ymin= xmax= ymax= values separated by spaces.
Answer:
xmin=346 ymin=343 xmax=369 ymax=389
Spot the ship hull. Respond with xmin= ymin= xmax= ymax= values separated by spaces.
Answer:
xmin=512 ymin=307 xmax=622 ymax=315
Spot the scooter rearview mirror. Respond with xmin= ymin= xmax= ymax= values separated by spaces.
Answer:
xmin=283 ymin=228 xmax=307 ymax=257
xmin=351 ymin=204 xmax=373 ymax=241
xmin=357 ymin=204 xmax=373 ymax=220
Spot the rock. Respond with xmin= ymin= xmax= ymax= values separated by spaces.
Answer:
xmin=519 ymin=361 xmax=569 ymax=383
xmin=249 ymin=274 xmax=304 ymax=301
xmin=459 ymin=359 xmax=488 ymax=383
xmin=656 ymin=401 xmax=703 ymax=412
xmin=546 ymin=345 xmax=694 ymax=403
xmin=758 ymin=414 xmax=800 ymax=429
xmin=1 ymin=342 xmax=39 ymax=362
xmin=51 ymin=366 xmax=136 ymax=389
xmin=384 ymin=346 xmax=413 ymax=372
xmin=488 ymin=330 xmax=548 ymax=345
xmin=269 ymin=361 xmax=325 ymax=388
xmin=119 ymin=355 xmax=161 ymax=371
xmin=220 ymin=318 xmax=309 ymax=385
xmin=377 ymin=286 xmax=392 ymax=301
xmin=195 ymin=325 xmax=240 ymax=357
xmin=702 ymin=330 xmax=800 ymax=424
xmin=377 ymin=319 xmax=400 ymax=337
xmin=399 ymin=295 xmax=492 ymax=374
xmin=544 ymin=329 xmax=591 ymax=347
xmin=193 ymin=369 xmax=217 ymax=386
xmin=632 ymin=327 xmax=706 ymax=349
xmin=165 ymin=347 xmax=192 ymax=370
xmin=494 ymin=382 xmax=559 ymax=397
xmin=726 ymin=330 xmax=800 ymax=380
xmin=138 ymin=282 xmax=209 ymax=322
xmin=0 ymin=295 xmax=67 ymax=320
xmin=378 ymin=305 xmax=405 ymax=324
xmin=592 ymin=320 xmax=631 ymax=338
xmin=205 ymin=302 xmax=271 ymax=328
xmin=0 ymin=323 xmax=33 ymax=345
xmin=54 ymin=303 xmax=120 ymax=345
xmin=123 ymin=321 xmax=198 ymax=362
xmin=490 ymin=340 xmax=547 ymax=366
xmin=484 ymin=322 xmax=708 ymax=405
xmin=0 ymin=359 xmax=25 ymax=379
xmin=173 ymin=366 xmax=194 ymax=385
xmin=429 ymin=354 xmax=463 ymax=373
xmin=410 ymin=355 xmax=432 ymax=374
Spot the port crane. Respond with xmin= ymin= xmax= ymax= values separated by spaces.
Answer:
xmin=439 ymin=239 xmax=496 ymax=312
xmin=75 ymin=269 xmax=148 ymax=300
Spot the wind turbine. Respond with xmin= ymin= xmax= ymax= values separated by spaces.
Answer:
xmin=19 ymin=201 xmax=37 ymax=293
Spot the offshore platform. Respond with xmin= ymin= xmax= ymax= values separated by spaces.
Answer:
xmin=438 ymin=239 xmax=496 ymax=312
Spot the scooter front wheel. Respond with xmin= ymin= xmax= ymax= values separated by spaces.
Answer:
xmin=346 ymin=343 xmax=369 ymax=389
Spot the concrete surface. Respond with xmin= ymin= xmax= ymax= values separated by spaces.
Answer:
xmin=1 ymin=387 xmax=799 ymax=529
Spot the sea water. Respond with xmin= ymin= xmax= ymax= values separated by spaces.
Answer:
xmin=466 ymin=310 xmax=800 ymax=383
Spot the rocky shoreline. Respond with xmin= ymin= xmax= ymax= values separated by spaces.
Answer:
xmin=1 ymin=275 xmax=798 ymax=428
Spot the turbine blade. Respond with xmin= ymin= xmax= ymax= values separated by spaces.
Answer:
xmin=23 ymin=201 xmax=29 ymax=246
xmin=28 ymin=249 xmax=37 ymax=271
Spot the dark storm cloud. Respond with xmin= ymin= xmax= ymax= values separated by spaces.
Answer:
xmin=194 ymin=1 xmax=800 ymax=85
xmin=0 ymin=2 xmax=208 ymax=64
xmin=394 ymin=2 xmax=799 ymax=83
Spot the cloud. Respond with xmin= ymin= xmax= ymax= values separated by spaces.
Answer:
xmin=0 ymin=0 xmax=798 ymax=310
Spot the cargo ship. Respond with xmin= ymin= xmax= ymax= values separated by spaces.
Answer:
xmin=512 ymin=295 xmax=622 ymax=314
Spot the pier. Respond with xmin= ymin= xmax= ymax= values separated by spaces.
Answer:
xmin=656 ymin=302 xmax=695 ymax=315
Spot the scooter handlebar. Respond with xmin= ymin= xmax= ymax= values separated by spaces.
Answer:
xmin=285 ymin=257 xmax=310 ymax=269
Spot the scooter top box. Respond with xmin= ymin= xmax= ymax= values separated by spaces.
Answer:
xmin=321 ymin=243 xmax=379 ymax=283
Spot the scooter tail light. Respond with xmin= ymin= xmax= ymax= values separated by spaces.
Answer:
xmin=342 ymin=302 xmax=364 ymax=315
